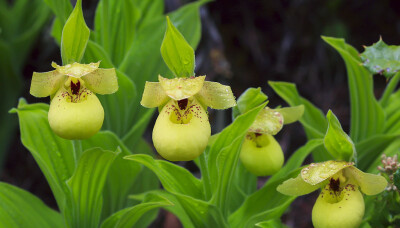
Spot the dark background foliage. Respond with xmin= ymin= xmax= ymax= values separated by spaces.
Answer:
xmin=2 ymin=0 xmax=400 ymax=227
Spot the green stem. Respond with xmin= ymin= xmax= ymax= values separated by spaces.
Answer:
xmin=199 ymin=152 xmax=212 ymax=201
xmin=72 ymin=140 xmax=82 ymax=162
xmin=380 ymin=72 xmax=400 ymax=107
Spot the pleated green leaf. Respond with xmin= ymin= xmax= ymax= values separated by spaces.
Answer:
xmin=268 ymin=81 xmax=330 ymax=162
xmin=229 ymin=139 xmax=323 ymax=228
xmin=0 ymin=182 xmax=64 ymax=228
xmin=100 ymin=193 xmax=172 ymax=228
xmin=61 ymin=0 xmax=90 ymax=64
xmin=10 ymin=99 xmax=75 ymax=211
xmin=65 ymin=148 xmax=118 ymax=228
xmin=81 ymin=131 xmax=142 ymax=220
xmin=322 ymin=36 xmax=385 ymax=143
xmin=208 ymin=103 xmax=266 ymax=216
xmin=124 ymin=154 xmax=203 ymax=199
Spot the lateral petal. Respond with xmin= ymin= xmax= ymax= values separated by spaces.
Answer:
xmin=195 ymin=81 xmax=236 ymax=109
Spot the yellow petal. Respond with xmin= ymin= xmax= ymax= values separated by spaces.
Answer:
xmin=30 ymin=70 xmax=65 ymax=97
xmin=195 ymin=81 xmax=236 ymax=109
xmin=277 ymin=174 xmax=326 ymax=196
xmin=248 ymin=107 xmax=283 ymax=135
xmin=301 ymin=161 xmax=354 ymax=185
xmin=158 ymin=75 xmax=205 ymax=100
xmin=345 ymin=166 xmax=388 ymax=195
xmin=82 ymin=68 xmax=118 ymax=94
xmin=52 ymin=62 xmax=100 ymax=78
xmin=141 ymin=82 xmax=169 ymax=108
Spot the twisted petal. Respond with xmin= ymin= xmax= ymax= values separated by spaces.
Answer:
xmin=195 ymin=81 xmax=236 ymax=109
xmin=301 ymin=161 xmax=354 ymax=185
xmin=277 ymin=174 xmax=326 ymax=196
xmin=30 ymin=70 xmax=65 ymax=97
xmin=141 ymin=82 xmax=169 ymax=108
xmin=275 ymin=105 xmax=304 ymax=124
xmin=345 ymin=166 xmax=388 ymax=195
xmin=82 ymin=68 xmax=118 ymax=94
xmin=248 ymin=107 xmax=283 ymax=135
xmin=159 ymin=75 xmax=205 ymax=100
xmin=52 ymin=62 xmax=99 ymax=78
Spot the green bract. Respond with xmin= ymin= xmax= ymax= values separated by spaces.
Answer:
xmin=141 ymin=75 xmax=236 ymax=161
xmin=277 ymin=160 xmax=388 ymax=228
xmin=30 ymin=62 xmax=118 ymax=139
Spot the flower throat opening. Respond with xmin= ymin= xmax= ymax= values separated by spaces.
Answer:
xmin=169 ymin=98 xmax=193 ymax=124
xmin=63 ymin=77 xmax=91 ymax=103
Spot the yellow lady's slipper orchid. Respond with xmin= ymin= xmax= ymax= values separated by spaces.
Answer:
xmin=30 ymin=62 xmax=118 ymax=139
xmin=141 ymin=75 xmax=236 ymax=161
xmin=240 ymin=105 xmax=303 ymax=176
xmin=277 ymin=161 xmax=388 ymax=228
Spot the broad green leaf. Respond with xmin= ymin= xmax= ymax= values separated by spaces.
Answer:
xmin=65 ymin=148 xmax=117 ymax=228
xmin=366 ymin=138 xmax=400 ymax=173
xmin=256 ymin=219 xmax=288 ymax=228
xmin=130 ymin=190 xmax=195 ymax=228
xmin=0 ymin=182 xmax=64 ymax=228
xmin=122 ymin=109 xmax=156 ymax=150
xmin=322 ymin=36 xmax=385 ymax=142
xmin=81 ymin=131 xmax=142 ymax=220
xmin=360 ymin=38 xmax=400 ymax=78
xmin=173 ymin=194 xmax=228 ymax=228
xmin=208 ymin=103 xmax=266 ymax=216
xmin=324 ymin=110 xmax=355 ymax=161
xmin=268 ymin=81 xmax=330 ymax=162
xmin=357 ymin=134 xmax=399 ymax=171
xmin=133 ymin=0 xmax=164 ymax=27
xmin=233 ymin=87 xmax=268 ymax=119
xmin=11 ymin=99 xmax=75 ymax=211
xmin=229 ymin=140 xmax=323 ymax=227
xmin=100 ymin=194 xmax=172 ymax=228
xmin=119 ymin=1 xmax=204 ymax=128
xmin=275 ymin=105 xmax=304 ymax=125
xmin=383 ymin=87 xmax=400 ymax=134
xmin=61 ymin=0 xmax=90 ymax=64
xmin=84 ymin=41 xmax=114 ymax=68
xmin=99 ymin=70 xmax=137 ymax=137
xmin=124 ymin=154 xmax=203 ymax=199
xmin=44 ymin=0 xmax=72 ymax=23
xmin=394 ymin=169 xmax=400 ymax=190
xmin=244 ymin=200 xmax=293 ymax=228
xmin=379 ymin=72 xmax=400 ymax=108
xmin=161 ymin=16 xmax=195 ymax=77
xmin=94 ymin=0 xmax=140 ymax=66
